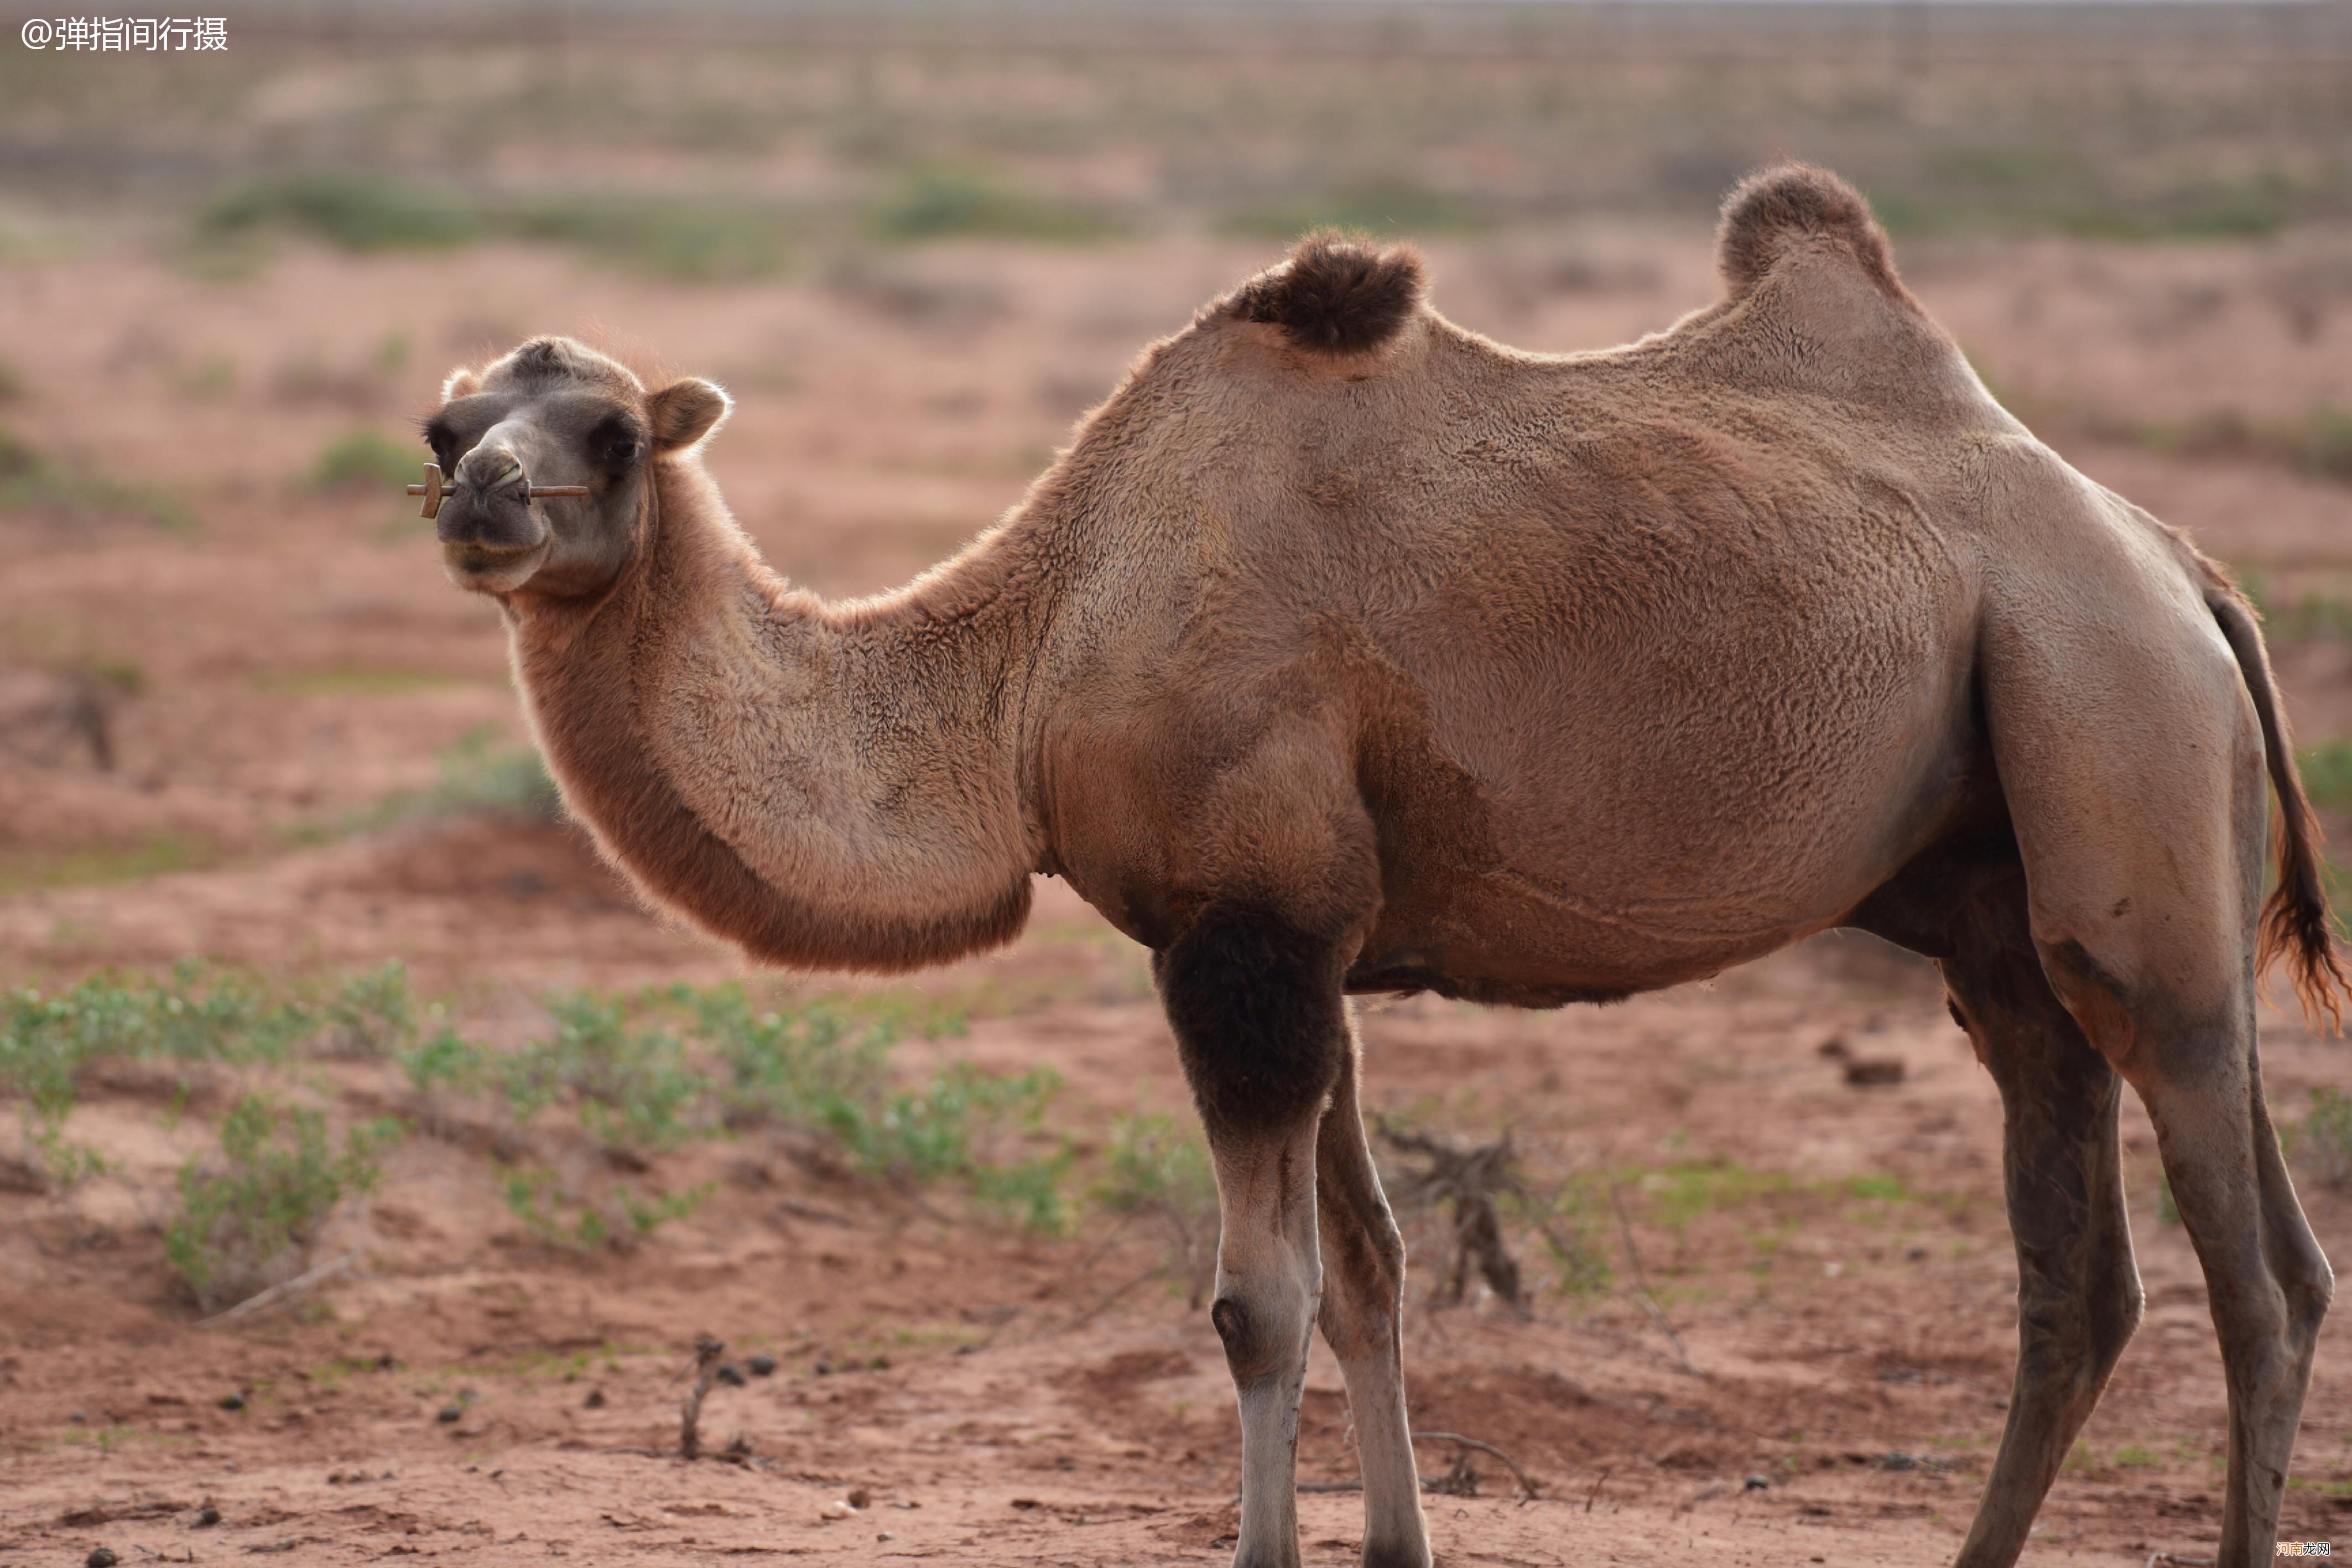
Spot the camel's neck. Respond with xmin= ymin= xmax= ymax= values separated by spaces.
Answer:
xmin=504 ymin=461 xmax=1044 ymax=972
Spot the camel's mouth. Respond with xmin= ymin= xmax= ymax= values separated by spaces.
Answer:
xmin=441 ymin=536 xmax=550 ymax=595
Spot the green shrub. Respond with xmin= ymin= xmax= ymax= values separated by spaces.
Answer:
xmin=499 ymin=993 xmax=709 ymax=1154
xmin=1092 ymin=1110 xmax=1219 ymax=1305
xmin=309 ymin=429 xmax=418 ymax=492
xmin=0 ymin=967 xmax=316 ymax=1191
xmin=688 ymin=982 xmax=1065 ymax=1224
xmin=196 ymin=173 xmax=485 ymax=252
xmin=509 ymin=195 xmax=793 ymax=280
xmin=2289 ymin=1088 xmax=2352 ymax=1193
xmin=399 ymin=1025 xmax=486 ymax=1098
xmin=500 ymin=1162 xmax=712 ymax=1251
xmin=0 ymin=424 xmax=196 ymax=532
xmin=2298 ymin=739 xmax=2352 ymax=808
xmin=1220 ymin=181 xmax=1487 ymax=241
xmin=868 ymin=170 xmax=1122 ymax=243
xmin=319 ymin=961 xmax=417 ymax=1058
xmin=2296 ymin=403 xmax=2352 ymax=482
xmin=164 ymin=1095 xmax=399 ymax=1311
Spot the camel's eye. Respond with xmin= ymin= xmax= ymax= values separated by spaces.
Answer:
xmin=605 ymin=436 xmax=639 ymax=467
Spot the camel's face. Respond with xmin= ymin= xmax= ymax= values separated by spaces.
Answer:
xmin=428 ymin=338 xmax=729 ymax=598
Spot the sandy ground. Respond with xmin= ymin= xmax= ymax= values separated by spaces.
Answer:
xmin=1 ymin=218 xmax=2350 ymax=1566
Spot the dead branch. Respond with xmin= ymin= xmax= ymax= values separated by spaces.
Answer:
xmin=1378 ymin=1122 xmax=1529 ymax=1318
xmin=679 ymin=1334 xmax=725 ymax=1460
xmin=1606 ymin=1182 xmax=1704 ymax=1378
xmin=199 ymin=1252 xmax=354 ymax=1327
xmin=1413 ymin=1430 xmax=1540 ymax=1501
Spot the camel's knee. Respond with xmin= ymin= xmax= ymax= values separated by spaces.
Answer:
xmin=2035 ymin=934 xmax=2242 ymax=1083
xmin=1213 ymin=1290 xmax=1314 ymax=1388
xmin=1156 ymin=905 xmax=1349 ymax=1138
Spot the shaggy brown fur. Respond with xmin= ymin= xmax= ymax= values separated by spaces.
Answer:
xmin=428 ymin=165 xmax=2339 ymax=1568
xmin=1227 ymin=230 xmax=1426 ymax=353
xmin=1715 ymin=160 xmax=1913 ymax=307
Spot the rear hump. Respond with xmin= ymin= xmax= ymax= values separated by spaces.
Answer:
xmin=1716 ymin=164 xmax=1915 ymax=310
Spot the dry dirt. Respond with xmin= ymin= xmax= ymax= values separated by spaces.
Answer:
xmin=1 ymin=218 xmax=2349 ymax=1567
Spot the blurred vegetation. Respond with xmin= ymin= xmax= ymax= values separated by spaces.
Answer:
xmin=0 ymin=832 xmax=218 ymax=898
xmin=2289 ymin=1087 xmax=2352 ymax=1194
xmin=14 ymin=8 xmax=2318 ymax=278
xmin=866 ymin=169 xmax=1122 ymax=244
xmin=374 ymin=726 xmax=563 ymax=827
xmin=192 ymin=173 xmax=804 ymax=280
xmin=165 ymin=1093 xmax=399 ymax=1311
xmin=1092 ymin=1108 xmax=1220 ymax=1307
xmin=1219 ymin=180 xmax=1489 ymax=241
xmin=0 ymin=424 xmax=196 ymax=533
xmin=308 ymin=428 xmax=420 ymax=491
xmin=2299 ymin=739 xmax=2352 ymax=809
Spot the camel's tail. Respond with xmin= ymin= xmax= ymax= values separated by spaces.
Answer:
xmin=2207 ymin=582 xmax=2350 ymax=1031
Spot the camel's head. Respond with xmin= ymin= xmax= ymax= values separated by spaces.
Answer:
xmin=424 ymin=336 xmax=729 ymax=597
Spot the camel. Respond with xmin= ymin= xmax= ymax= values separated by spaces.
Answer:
xmin=420 ymin=164 xmax=2341 ymax=1568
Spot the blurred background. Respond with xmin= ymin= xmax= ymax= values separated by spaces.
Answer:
xmin=0 ymin=4 xmax=2349 ymax=1562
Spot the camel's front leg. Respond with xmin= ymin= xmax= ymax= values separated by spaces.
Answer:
xmin=1156 ymin=907 xmax=1354 ymax=1568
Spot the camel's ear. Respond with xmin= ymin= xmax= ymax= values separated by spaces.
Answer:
xmin=440 ymin=366 xmax=482 ymax=403
xmin=647 ymin=377 xmax=732 ymax=452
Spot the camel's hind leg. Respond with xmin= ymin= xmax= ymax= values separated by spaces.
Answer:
xmin=1941 ymin=877 xmax=2143 ymax=1568
xmin=2130 ymin=1020 xmax=2331 ymax=1564
xmin=1314 ymin=1040 xmax=1430 ymax=1568
xmin=1980 ymin=558 xmax=2333 ymax=1566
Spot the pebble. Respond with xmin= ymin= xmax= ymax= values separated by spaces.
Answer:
xmin=435 ymin=1404 xmax=463 ymax=1424
xmin=219 ymin=1393 xmax=245 ymax=1411
xmin=716 ymin=1363 xmax=747 ymax=1388
xmin=1743 ymin=1475 xmax=1770 ymax=1491
xmin=195 ymin=1507 xmax=221 ymax=1527
xmin=747 ymin=1353 xmax=777 ymax=1377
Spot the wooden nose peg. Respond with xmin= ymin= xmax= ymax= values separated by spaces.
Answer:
xmin=406 ymin=463 xmax=590 ymax=520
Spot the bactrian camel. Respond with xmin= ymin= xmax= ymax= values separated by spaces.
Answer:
xmin=423 ymin=165 xmax=2341 ymax=1568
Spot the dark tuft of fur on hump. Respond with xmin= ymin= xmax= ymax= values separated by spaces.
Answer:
xmin=1229 ymin=231 xmax=1426 ymax=355
xmin=1716 ymin=164 xmax=1912 ymax=307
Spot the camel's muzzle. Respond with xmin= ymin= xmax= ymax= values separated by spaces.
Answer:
xmin=436 ymin=477 xmax=551 ymax=592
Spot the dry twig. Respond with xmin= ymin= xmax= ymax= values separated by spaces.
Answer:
xmin=1380 ymin=1123 xmax=1529 ymax=1318
xmin=199 ymin=1252 xmax=355 ymax=1328
xmin=1413 ymin=1430 xmax=1540 ymax=1501
xmin=679 ymin=1334 xmax=725 ymax=1460
xmin=1607 ymin=1182 xmax=1704 ymax=1378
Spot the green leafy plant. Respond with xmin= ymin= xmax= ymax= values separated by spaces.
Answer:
xmin=1092 ymin=1109 xmax=1220 ymax=1306
xmin=0 ymin=423 xmax=196 ymax=532
xmin=500 ymin=1162 xmax=712 ymax=1251
xmin=308 ymin=429 xmax=419 ymax=492
xmin=164 ymin=1095 xmax=399 ymax=1311
xmin=0 ymin=966 xmax=315 ymax=1190
xmin=868 ymin=169 xmax=1122 ymax=243
xmin=2288 ymin=1087 xmax=2352 ymax=1194
xmin=320 ymin=961 xmax=417 ymax=1058
xmin=688 ymin=982 xmax=1064 ymax=1223
xmin=498 ymin=993 xmax=710 ymax=1154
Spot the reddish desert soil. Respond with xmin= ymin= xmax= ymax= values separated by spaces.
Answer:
xmin=1 ymin=221 xmax=2349 ymax=1567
